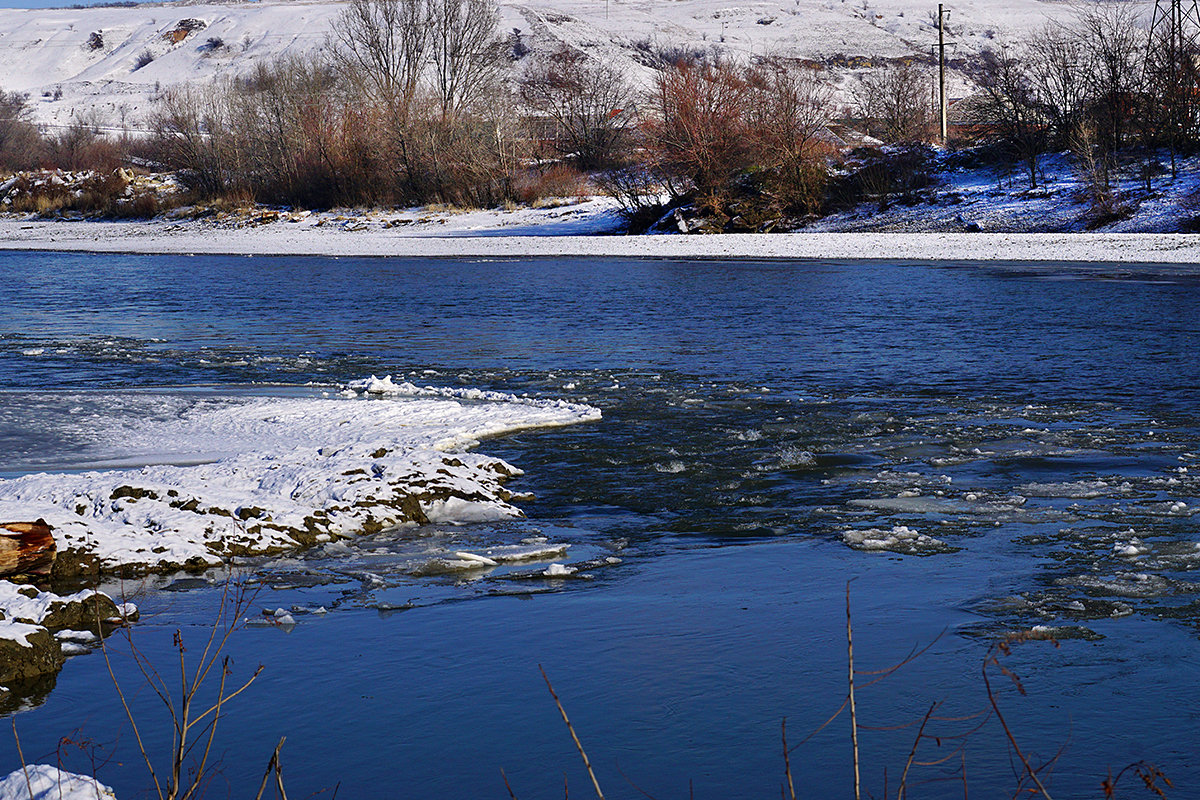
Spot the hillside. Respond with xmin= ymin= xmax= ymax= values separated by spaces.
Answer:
xmin=0 ymin=0 xmax=1156 ymax=133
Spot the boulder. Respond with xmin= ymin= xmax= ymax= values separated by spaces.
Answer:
xmin=0 ymin=623 xmax=63 ymax=684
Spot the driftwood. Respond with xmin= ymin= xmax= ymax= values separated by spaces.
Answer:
xmin=0 ymin=520 xmax=56 ymax=577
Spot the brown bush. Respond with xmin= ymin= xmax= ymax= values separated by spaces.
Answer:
xmin=513 ymin=163 xmax=588 ymax=204
xmin=0 ymin=92 xmax=46 ymax=171
xmin=643 ymin=59 xmax=758 ymax=211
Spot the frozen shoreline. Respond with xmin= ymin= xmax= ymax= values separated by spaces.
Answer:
xmin=2 ymin=217 xmax=1200 ymax=263
xmin=0 ymin=380 xmax=601 ymax=574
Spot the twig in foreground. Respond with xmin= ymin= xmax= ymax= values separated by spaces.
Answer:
xmin=540 ymin=665 xmax=605 ymax=800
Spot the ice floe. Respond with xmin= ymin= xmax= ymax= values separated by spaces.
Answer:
xmin=842 ymin=526 xmax=954 ymax=555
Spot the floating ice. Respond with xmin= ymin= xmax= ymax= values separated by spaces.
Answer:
xmin=453 ymin=551 xmax=499 ymax=566
xmin=842 ymin=526 xmax=953 ymax=556
xmin=543 ymin=563 xmax=576 ymax=577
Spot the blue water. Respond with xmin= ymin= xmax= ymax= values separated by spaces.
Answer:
xmin=2 ymin=252 xmax=1200 ymax=798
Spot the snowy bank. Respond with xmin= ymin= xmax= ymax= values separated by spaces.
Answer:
xmin=4 ymin=216 xmax=1200 ymax=263
xmin=0 ymin=765 xmax=116 ymax=800
xmin=0 ymin=382 xmax=600 ymax=574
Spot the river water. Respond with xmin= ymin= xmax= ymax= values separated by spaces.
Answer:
xmin=2 ymin=252 xmax=1199 ymax=798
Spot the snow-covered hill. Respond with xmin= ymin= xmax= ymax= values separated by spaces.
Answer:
xmin=0 ymin=0 xmax=1155 ymax=133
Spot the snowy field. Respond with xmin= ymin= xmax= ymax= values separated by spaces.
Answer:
xmin=0 ymin=0 xmax=1156 ymax=131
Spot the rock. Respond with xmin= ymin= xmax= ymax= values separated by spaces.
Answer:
xmin=39 ymin=592 xmax=120 ymax=633
xmin=0 ymin=624 xmax=63 ymax=684
xmin=0 ymin=581 xmax=121 ymax=634
xmin=0 ymin=521 xmax=56 ymax=577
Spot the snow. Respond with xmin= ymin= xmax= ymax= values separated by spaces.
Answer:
xmin=423 ymin=496 xmax=517 ymax=524
xmin=454 ymin=551 xmax=500 ymax=566
xmin=6 ymin=216 xmax=1200 ymax=263
xmin=0 ymin=581 xmax=104 ymax=626
xmin=0 ymin=765 xmax=116 ymax=800
xmin=0 ymin=384 xmax=600 ymax=570
xmin=0 ymin=620 xmax=43 ymax=648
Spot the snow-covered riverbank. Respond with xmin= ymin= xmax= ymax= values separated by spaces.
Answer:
xmin=4 ymin=214 xmax=1200 ymax=263
xmin=1 ymin=379 xmax=600 ymax=575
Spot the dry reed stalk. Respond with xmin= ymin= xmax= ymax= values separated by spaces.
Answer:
xmin=254 ymin=737 xmax=288 ymax=800
xmin=540 ymin=665 xmax=605 ymax=800
xmin=782 ymin=718 xmax=797 ymax=800
xmin=846 ymin=583 xmax=861 ymax=800
xmin=500 ymin=768 xmax=519 ymax=800
xmin=982 ymin=643 xmax=1054 ymax=800
xmin=896 ymin=701 xmax=938 ymax=799
xmin=11 ymin=718 xmax=32 ymax=800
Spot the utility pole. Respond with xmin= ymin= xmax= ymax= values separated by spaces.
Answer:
xmin=938 ymin=4 xmax=949 ymax=144
xmin=1146 ymin=0 xmax=1200 ymax=177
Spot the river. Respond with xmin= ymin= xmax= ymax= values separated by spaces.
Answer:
xmin=2 ymin=252 xmax=1199 ymax=798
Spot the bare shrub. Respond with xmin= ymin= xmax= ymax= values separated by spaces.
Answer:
xmin=852 ymin=60 xmax=934 ymax=144
xmin=643 ymin=59 xmax=757 ymax=211
xmin=46 ymin=113 xmax=122 ymax=171
xmin=965 ymin=48 xmax=1048 ymax=188
xmin=513 ymin=163 xmax=587 ymax=204
xmin=133 ymin=49 xmax=155 ymax=71
xmin=637 ymin=57 xmax=835 ymax=224
xmin=628 ymin=36 xmax=713 ymax=70
xmin=747 ymin=58 xmax=834 ymax=215
xmin=0 ymin=92 xmax=46 ymax=171
xmin=596 ymin=165 xmax=668 ymax=231
xmin=521 ymin=45 xmax=637 ymax=170
xmin=1069 ymin=121 xmax=1134 ymax=228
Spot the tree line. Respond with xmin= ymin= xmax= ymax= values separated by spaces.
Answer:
xmin=2 ymin=0 xmax=1198 ymax=227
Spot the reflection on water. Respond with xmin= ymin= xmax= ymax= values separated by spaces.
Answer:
xmin=2 ymin=253 xmax=1200 ymax=797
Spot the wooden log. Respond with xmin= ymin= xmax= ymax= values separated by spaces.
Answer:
xmin=0 ymin=519 xmax=57 ymax=577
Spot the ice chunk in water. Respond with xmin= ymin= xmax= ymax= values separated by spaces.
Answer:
xmin=842 ymin=526 xmax=952 ymax=556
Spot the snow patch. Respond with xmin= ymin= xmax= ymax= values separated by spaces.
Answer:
xmin=0 ymin=765 xmax=116 ymax=800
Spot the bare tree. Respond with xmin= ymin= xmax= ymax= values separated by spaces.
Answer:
xmin=521 ymin=45 xmax=637 ymax=170
xmin=852 ymin=60 xmax=934 ymax=144
xmin=967 ymin=47 xmax=1049 ymax=188
xmin=1143 ymin=12 xmax=1200 ymax=176
xmin=428 ymin=0 xmax=505 ymax=117
xmin=748 ymin=58 xmax=834 ymax=215
xmin=328 ymin=0 xmax=428 ymax=113
xmin=1025 ymin=22 xmax=1090 ymax=148
xmin=1075 ymin=3 xmax=1143 ymax=159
